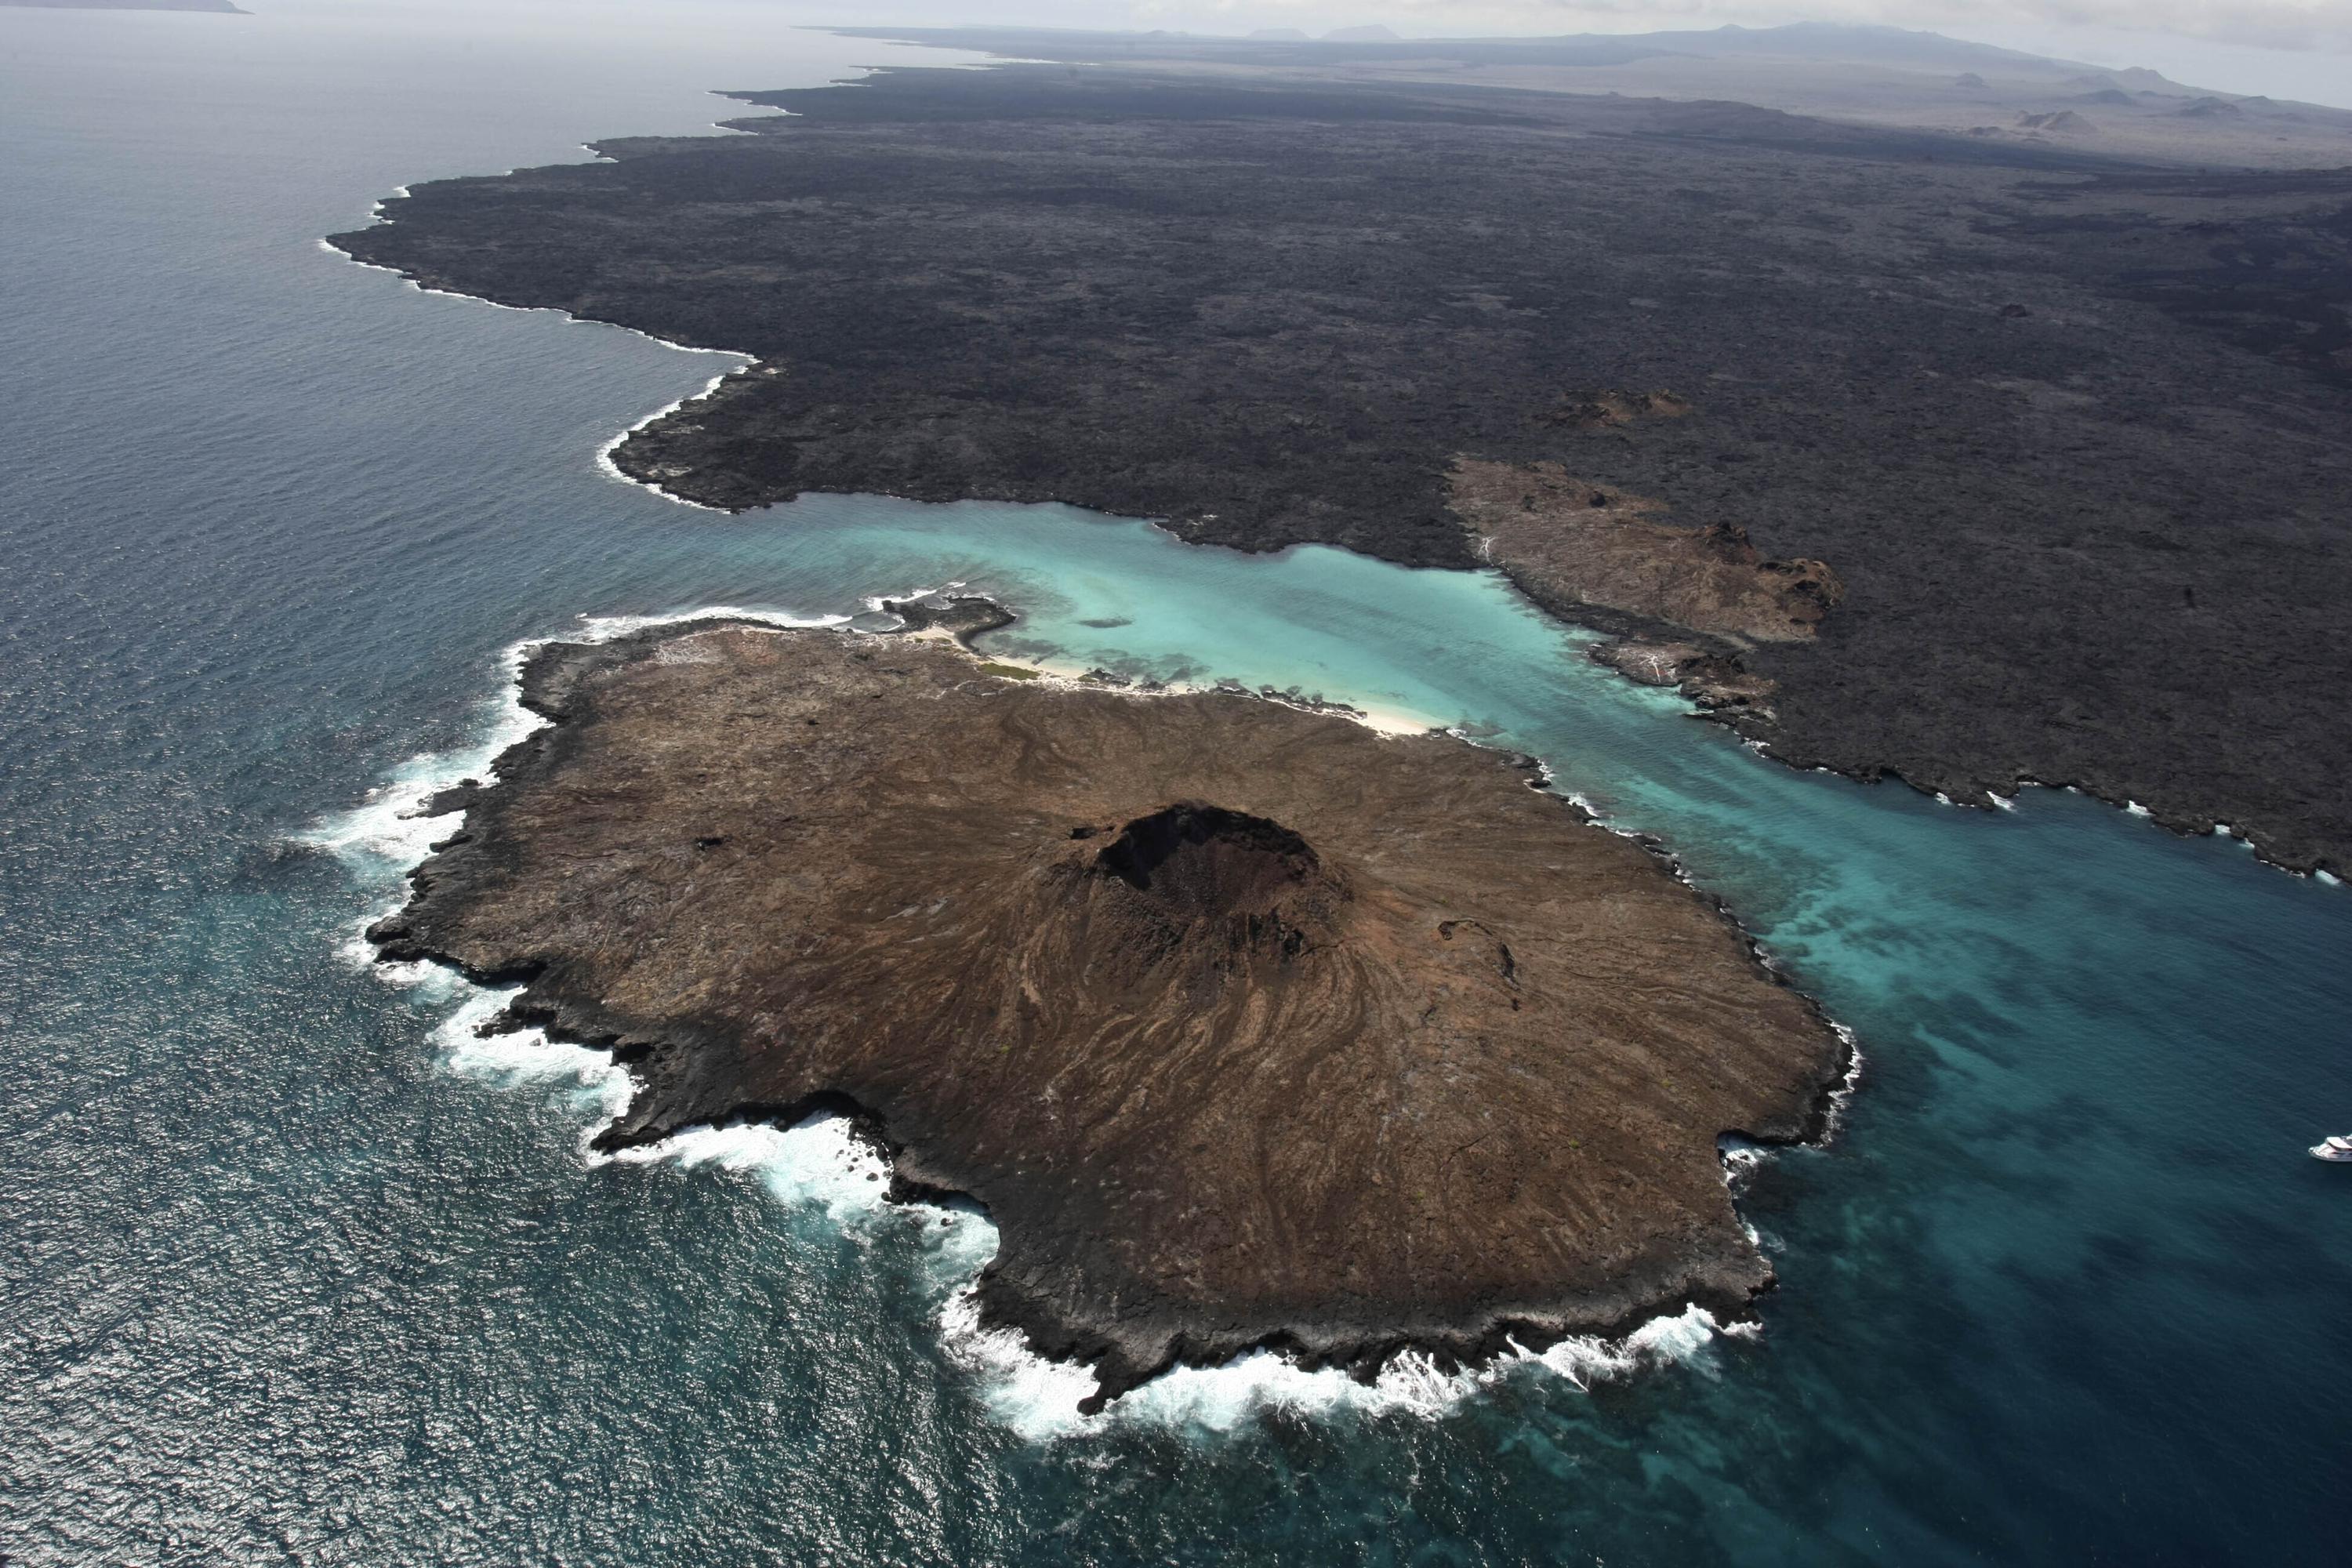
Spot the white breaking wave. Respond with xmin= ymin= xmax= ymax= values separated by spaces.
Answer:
xmin=1820 ymin=1023 xmax=1866 ymax=1142
xmin=858 ymin=580 xmax=965 ymax=615
xmin=431 ymin=984 xmax=636 ymax=1131
xmin=1719 ymin=1138 xmax=1771 ymax=1179
xmin=568 ymin=604 xmax=848 ymax=642
xmin=590 ymin=364 xmax=753 ymax=511
xmin=1007 ymin=1298 xmax=1740 ymax=1443
xmin=299 ymin=606 xmax=845 ymax=890
xmin=934 ymin=1274 xmax=1745 ymax=1446
xmin=602 ymin=1112 xmax=895 ymax=1219
xmin=935 ymin=1283 xmax=1105 ymax=1439
xmin=296 ymin=664 xmax=547 ymax=884
xmin=315 ymin=230 xmax=752 ymax=510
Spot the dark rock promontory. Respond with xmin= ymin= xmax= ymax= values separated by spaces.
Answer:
xmin=328 ymin=50 xmax=2352 ymax=873
xmin=372 ymin=620 xmax=1846 ymax=1403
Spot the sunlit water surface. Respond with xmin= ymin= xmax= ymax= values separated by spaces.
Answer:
xmin=3 ymin=5 xmax=2347 ymax=1563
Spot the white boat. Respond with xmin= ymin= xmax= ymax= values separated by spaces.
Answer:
xmin=2312 ymin=1135 xmax=2352 ymax=1163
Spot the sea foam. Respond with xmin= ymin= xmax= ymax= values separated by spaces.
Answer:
xmin=928 ymin=1295 xmax=1747 ymax=1446
xmin=929 ymin=1273 xmax=1749 ymax=1443
xmin=317 ymin=229 xmax=751 ymax=511
xmin=602 ymin=1112 xmax=895 ymax=1221
xmin=301 ymin=604 xmax=846 ymax=890
xmin=590 ymin=363 xmax=752 ymax=510
xmin=431 ymin=983 xmax=635 ymax=1129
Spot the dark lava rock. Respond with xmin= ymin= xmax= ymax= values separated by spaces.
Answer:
xmin=329 ymin=59 xmax=2352 ymax=874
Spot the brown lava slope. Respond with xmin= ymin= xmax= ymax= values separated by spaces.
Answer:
xmin=1451 ymin=454 xmax=1845 ymax=716
xmin=372 ymin=619 xmax=1846 ymax=1403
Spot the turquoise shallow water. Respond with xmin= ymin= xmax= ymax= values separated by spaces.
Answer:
xmin=4 ymin=5 xmax=2348 ymax=1563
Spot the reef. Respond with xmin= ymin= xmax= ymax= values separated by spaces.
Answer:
xmin=328 ymin=46 xmax=2352 ymax=873
xmin=371 ymin=618 xmax=1847 ymax=1403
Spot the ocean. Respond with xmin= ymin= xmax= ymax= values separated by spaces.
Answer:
xmin=3 ymin=3 xmax=2347 ymax=1562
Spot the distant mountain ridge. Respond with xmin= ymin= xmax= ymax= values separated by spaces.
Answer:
xmin=841 ymin=21 xmax=2184 ymax=94
xmin=830 ymin=20 xmax=2352 ymax=148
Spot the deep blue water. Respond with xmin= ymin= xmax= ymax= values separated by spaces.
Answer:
xmin=4 ymin=6 xmax=2348 ymax=1564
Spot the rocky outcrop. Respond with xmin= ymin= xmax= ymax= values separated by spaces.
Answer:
xmin=1589 ymin=639 xmax=1781 ymax=714
xmin=1542 ymin=389 xmax=1693 ymax=430
xmin=1451 ymin=459 xmax=1844 ymax=647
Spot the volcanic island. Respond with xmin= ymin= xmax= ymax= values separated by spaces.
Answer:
xmin=373 ymin=610 xmax=1848 ymax=1403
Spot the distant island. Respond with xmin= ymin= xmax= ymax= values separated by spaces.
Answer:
xmin=331 ymin=32 xmax=2352 ymax=875
xmin=371 ymin=611 xmax=1846 ymax=1402
xmin=2 ymin=0 xmax=245 ymax=11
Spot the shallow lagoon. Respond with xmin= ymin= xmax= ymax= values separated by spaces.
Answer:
xmin=4 ymin=4 xmax=2347 ymax=1563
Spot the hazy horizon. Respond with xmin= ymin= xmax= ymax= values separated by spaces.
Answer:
xmin=12 ymin=0 xmax=2346 ymax=111
xmin=786 ymin=0 xmax=2352 ymax=109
